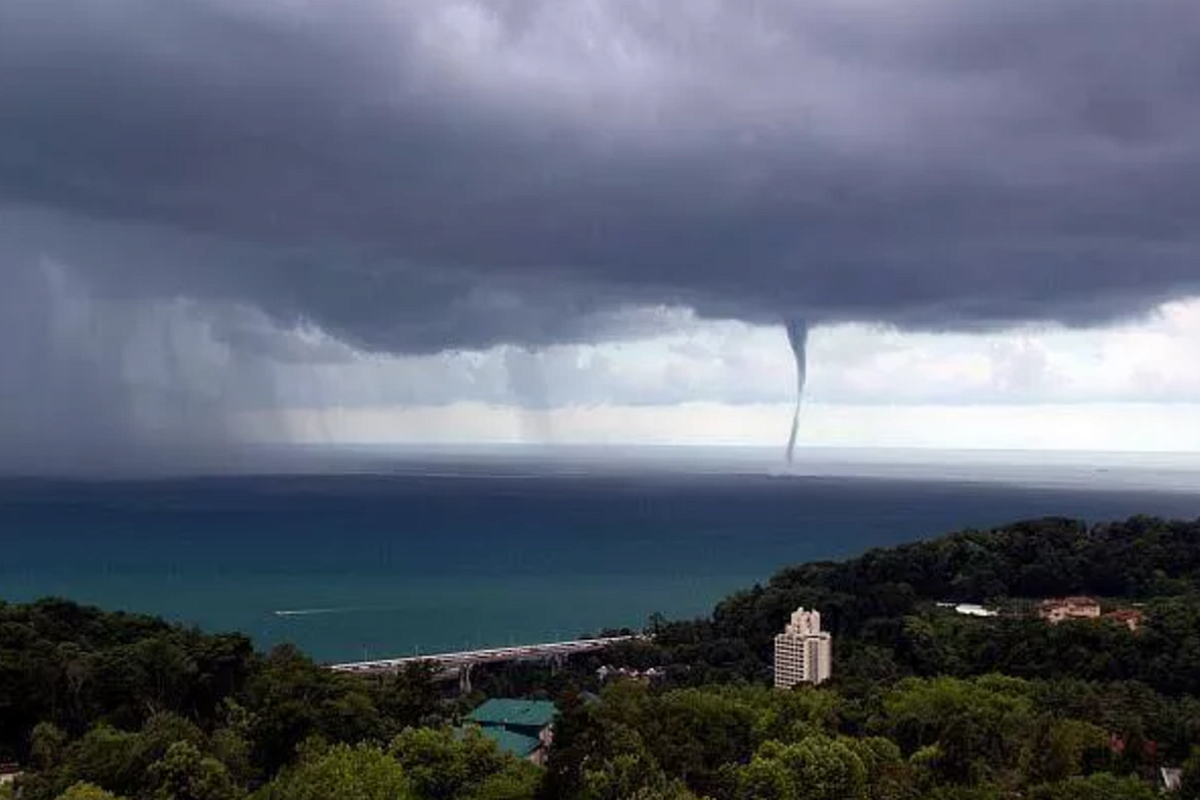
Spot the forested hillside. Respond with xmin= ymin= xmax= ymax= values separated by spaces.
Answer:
xmin=3 ymin=515 xmax=1200 ymax=799
xmin=640 ymin=515 xmax=1200 ymax=693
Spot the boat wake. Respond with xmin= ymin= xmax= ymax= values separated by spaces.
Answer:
xmin=272 ymin=606 xmax=375 ymax=618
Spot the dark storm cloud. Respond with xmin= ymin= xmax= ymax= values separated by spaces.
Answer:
xmin=3 ymin=0 xmax=1200 ymax=354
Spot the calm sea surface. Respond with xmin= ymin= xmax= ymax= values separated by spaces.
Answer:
xmin=3 ymin=452 xmax=1199 ymax=662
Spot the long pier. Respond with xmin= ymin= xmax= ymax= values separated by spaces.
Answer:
xmin=329 ymin=634 xmax=643 ymax=691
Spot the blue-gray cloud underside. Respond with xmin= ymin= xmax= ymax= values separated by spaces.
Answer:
xmin=3 ymin=0 xmax=1200 ymax=353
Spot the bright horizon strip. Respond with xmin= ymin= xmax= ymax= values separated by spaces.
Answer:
xmin=238 ymin=296 xmax=1200 ymax=457
xmin=245 ymin=401 xmax=1200 ymax=453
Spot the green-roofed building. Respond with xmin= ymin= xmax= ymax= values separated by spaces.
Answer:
xmin=467 ymin=698 xmax=558 ymax=733
xmin=478 ymin=727 xmax=541 ymax=760
xmin=465 ymin=698 xmax=559 ymax=765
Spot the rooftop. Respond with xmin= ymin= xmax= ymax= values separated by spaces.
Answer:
xmin=467 ymin=698 xmax=558 ymax=729
xmin=951 ymin=603 xmax=998 ymax=617
xmin=1106 ymin=609 xmax=1143 ymax=619
xmin=1040 ymin=596 xmax=1099 ymax=607
xmin=477 ymin=726 xmax=542 ymax=759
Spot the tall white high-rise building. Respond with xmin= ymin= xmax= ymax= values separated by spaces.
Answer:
xmin=774 ymin=607 xmax=832 ymax=688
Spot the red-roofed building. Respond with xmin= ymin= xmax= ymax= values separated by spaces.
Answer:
xmin=1039 ymin=596 xmax=1101 ymax=624
xmin=1104 ymin=608 xmax=1144 ymax=632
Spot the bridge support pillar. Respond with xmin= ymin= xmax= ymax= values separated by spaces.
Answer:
xmin=458 ymin=663 xmax=474 ymax=695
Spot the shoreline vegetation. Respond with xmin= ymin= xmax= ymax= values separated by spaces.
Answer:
xmin=3 ymin=515 xmax=1200 ymax=799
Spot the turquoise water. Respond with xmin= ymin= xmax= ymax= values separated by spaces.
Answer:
xmin=2 ymin=465 xmax=1199 ymax=662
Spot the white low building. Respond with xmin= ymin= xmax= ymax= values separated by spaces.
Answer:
xmin=0 ymin=762 xmax=20 ymax=787
xmin=935 ymin=602 xmax=999 ymax=617
xmin=774 ymin=607 xmax=832 ymax=688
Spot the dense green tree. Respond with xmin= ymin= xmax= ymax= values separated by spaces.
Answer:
xmin=844 ymin=737 xmax=915 ymax=800
xmin=31 ymin=723 xmax=69 ymax=771
xmin=252 ymin=742 xmax=413 ymax=800
xmin=731 ymin=754 xmax=794 ymax=800
xmin=733 ymin=736 xmax=868 ymax=800
xmin=576 ymin=750 xmax=693 ymax=800
xmin=649 ymin=689 xmax=758 ymax=793
xmin=543 ymin=696 xmax=673 ymax=800
xmin=53 ymin=783 xmax=126 ymax=800
xmin=1027 ymin=772 xmax=1160 ymax=800
xmin=876 ymin=676 xmax=1034 ymax=785
xmin=64 ymin=724 xmax=142 ymax=797
xmin=459 ymin=766 xmax=541 ymax=800
xmin=244 ymin=645 xmax=385 ymax=774
xmin=746 ymin=685 xmax=842 ymax=743
xmin=146 ymin=741 xmax=240 ymax=800
xmin=208 ymin=729 xmax=251 ymax=787
xmin=133 ymin=714 xmax=208 ymax=770
xmin=1180 ymin=746 xmax=1200 ymax=800
xmin=1020 ymin=716 xmax=1107 ymax=784
xmin=381 ymin=664 xmax=443 ymax=732
xmin=387 ymin=726 xmax=537 ymax=800
xmin=918 ymin=786 xmax=1004 ymax=800
xmin=0 ymin=600 xmax=254 ymax=762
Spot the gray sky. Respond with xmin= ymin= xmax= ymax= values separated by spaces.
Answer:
xmin=2 ymin=0 xmax=1200 ymax=469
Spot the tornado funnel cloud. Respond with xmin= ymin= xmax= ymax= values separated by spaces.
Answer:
xmin=784 ymin=320 xmax=809 ymax=465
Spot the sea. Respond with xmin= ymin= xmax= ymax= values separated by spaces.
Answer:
xmin=2 ymin=446 xmax=1199 ymax=664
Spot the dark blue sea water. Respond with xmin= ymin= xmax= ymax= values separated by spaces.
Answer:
xmin=3 ymin=455 xmax=1199 ymax=663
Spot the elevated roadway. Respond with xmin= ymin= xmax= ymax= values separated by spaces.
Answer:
xmin=329 ymin=634 xmax=644 ymax=690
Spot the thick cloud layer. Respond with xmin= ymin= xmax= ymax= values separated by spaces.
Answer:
xmin=3 ymin=0 xmax=1200 ymax=471
xmin=4 ymin=0 xmax=1200 ymax=355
